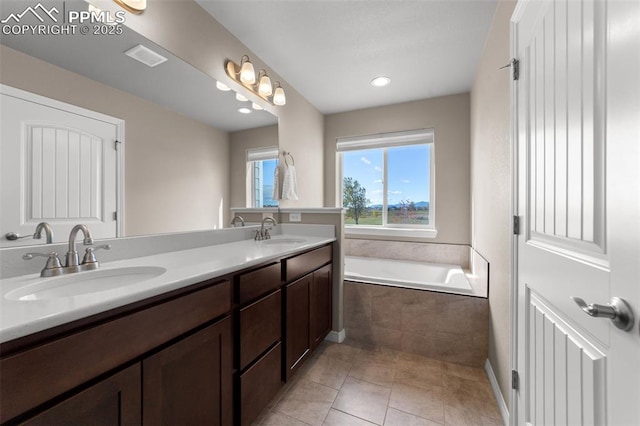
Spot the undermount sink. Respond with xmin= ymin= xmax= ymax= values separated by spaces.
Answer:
xmin=261 ymin=238 xmax=307 ymax=245
xmin=6 ymin=266 xmax=167 ymax=301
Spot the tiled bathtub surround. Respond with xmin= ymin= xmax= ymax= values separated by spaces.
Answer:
xmin=344 ymin=281 xmax=489 ymax=367
xmin=344 ymin=239 xmax=470 ymax=268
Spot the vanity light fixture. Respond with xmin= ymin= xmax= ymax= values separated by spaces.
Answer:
xmin=113 ymin=0 xmax=146 ymax=14
xmin=273 ymin=82 xmax=286 ymax=106
xmin=225 ymin=55 xmax=286 ymax=106
xmin=371 ymin=76 xmax=391 ymax=87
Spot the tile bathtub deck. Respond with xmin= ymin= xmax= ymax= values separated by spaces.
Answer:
xmin=253 ymin=340 xmax=503 ymax=426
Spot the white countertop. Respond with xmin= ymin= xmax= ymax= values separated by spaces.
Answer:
xmin=0 ymin=234 xmax=335 ymax=344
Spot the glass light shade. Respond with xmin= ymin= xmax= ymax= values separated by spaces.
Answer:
xmin=252 ymin=103 xmax=264 ymax=111
xmin=216 ymin=81 xmax=231 ymax=91
xmin=239 ymin=59 xmax=256 ymax=84
xmin=258 ymin=75 xmax=273 ymax=96
xmin=113 ymin=0 xmax=146 ymax=14
xmin=273 ymin=86 xmax=286 ymax=106
xmin=235 ymin=93 xmax=249 ymax=102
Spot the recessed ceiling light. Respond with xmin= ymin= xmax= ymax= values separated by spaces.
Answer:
xmin=371 ymin=76 xmax=391 ymax=87
xmin=216 ymin=81 xmax=231 ymax=91
xmin=236 ymin=93 xmax=249 ymax=102
xmin=238 ymin=107 xmax=252 ymax=114
xmin=124 ymin=44 xmax=167 ymax=68
xmin=252 ymin=103 xmax=264 ymax=111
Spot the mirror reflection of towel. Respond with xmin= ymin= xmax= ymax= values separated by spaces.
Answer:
xmin=282 ymin=165 xmax=298 ymax=200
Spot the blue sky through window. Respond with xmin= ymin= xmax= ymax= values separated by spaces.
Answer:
xmin=342 ymin=145 xmax=430 ymax=207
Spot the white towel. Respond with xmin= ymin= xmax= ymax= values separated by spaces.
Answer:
xmin=272 ymin=165 xmax=280 ymax=201
xmin=281 ymin=165 xmax=298 ymax=200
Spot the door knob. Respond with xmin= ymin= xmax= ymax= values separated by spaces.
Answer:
xmin=571 ymin=296 xmax=635 ymax=331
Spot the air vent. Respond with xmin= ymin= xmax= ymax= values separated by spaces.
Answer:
xmin=124 ymin=44 xmax=167 ymax=68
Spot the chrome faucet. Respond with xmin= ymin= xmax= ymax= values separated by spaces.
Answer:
xmin=255 ymin=217 xmax=278 ymax=240
xmin=231 ymin=215 xmax=245 ymax=227
xmin=66 ymin=224 xmax=94 ymax=268
xmin=23 ymin=224 xmax=111 ymax=277
xmin=33 ymin=222 xmax=54 ymax=244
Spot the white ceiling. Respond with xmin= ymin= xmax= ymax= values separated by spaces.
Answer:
xmin=0 ymin=0 xmax=277 ymax=132
xmin=197 ymin=0 xmax=499 ymax=114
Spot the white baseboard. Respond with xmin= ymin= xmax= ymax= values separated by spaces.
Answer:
xmin=485 ymin=359 xmax=509 ymax=426
xmin=325 ymin=329 xmax=346 ymax=343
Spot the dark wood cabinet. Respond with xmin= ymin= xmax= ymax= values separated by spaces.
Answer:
xmin=238 ymin=290 xmax=281 ymax=370
xmin=19 ymin=364 xmax=141 ymax=426
xmin=310 ymin=264 xmax=332 ymax=350
xmin=1 ymin=243 xmax=333 ymax=426
xmin=285 ymin=274 xmax=312 ymax=380
xmin=143 ymin=318 xmax=232 ymax=426
xmin=239 ymin=343 xmax=282 ymax=426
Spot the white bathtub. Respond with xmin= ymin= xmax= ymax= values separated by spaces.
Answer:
xmin=344 ymin=256 xmax=473 ymax=295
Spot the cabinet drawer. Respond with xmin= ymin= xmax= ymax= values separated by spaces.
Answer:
xmin=0 ymin=280 xmax=231 ymax=423
xmin=236 ymin=262 xmax=282 ymax=304
xmin=239 ymin=342 xmax=282 ymax=426
xmin=285 ymin=245 xmax=332 ymax=282
xmin=238 ymin=290 xmax=281 ymax=370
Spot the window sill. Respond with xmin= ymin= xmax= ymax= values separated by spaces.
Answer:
xmin=345 ymin=226 xmax=438 ymax=239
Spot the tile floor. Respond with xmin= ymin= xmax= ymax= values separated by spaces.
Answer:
xmin=253 ymin=340 xmax=503 ymax=426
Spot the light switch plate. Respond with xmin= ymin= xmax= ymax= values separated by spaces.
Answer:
xmin=289 ymin=213 xmax=302 ymax=222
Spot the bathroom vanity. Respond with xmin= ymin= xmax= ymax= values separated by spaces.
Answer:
xmin=0 ymin=236 xmax=334 ymax=426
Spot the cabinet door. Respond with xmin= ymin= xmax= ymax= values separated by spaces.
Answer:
xmin=310 ymin=264 xmax=332 ymax=350
xmin=20 ymin=364 xmax=141 ymax=426
xmin=285 ymin=274 xmax=311 ymax=380
xmin=143 ymin=317 xmax=232 ymax=426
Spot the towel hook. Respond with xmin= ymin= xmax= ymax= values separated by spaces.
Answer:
xmin=282 ymin=151 xmax=295 ymax=167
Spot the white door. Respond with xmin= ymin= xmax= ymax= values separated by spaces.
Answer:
xmin=513 ymin=0 xmax=640 ymax=425
xmin=0 ymin=86 xmax=123 ymax=247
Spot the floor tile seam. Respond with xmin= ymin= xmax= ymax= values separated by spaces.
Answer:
xmin=321 ymin=380 xmax=344 ymax=426
xmin=330 ymin=407 xmax=380 ymax=425
xmin=384 ymin=405 xmax=446 ymax=426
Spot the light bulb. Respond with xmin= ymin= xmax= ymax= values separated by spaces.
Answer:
xmin=273 ymin=85 xmax=286 ymax=106
xmin=236 ymin=93 xmax=249 ymax=102
xmin=239 ymin=56 xmax=256 ymax=84
xmin=258 ymin=74 xmax=273 ymax=96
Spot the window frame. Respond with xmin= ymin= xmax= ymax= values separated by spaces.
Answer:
xmin=337 ymin=129 xmax=437 ymax=239
xmin=246 ymin=146 xmax=279 ymax=208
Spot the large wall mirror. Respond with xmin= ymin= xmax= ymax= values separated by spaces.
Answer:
xmin=0 ymin=0 xmax=278 ymax=247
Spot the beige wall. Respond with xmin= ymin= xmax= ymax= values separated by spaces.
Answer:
xmin=324 ymin=93 xmax=471 ymax=245
xmin=0 ymin=45 xmax=230 ymax=236
xmin=229 ymin=125 xmax=279 ymax=208
xmin=95 ymin=0 xmax=325 ymax=208
xmin=470 ymin=0 xmax=517 ymax=409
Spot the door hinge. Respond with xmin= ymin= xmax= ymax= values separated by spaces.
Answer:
xmin=512 ymin=370 xmax=519 ymax=390
xmin=512 ymin=58 xmax=520 ymax=81
xmin=114 ymin=140 xmax=121 ymax=150
xmin=513 ymin=215 xmax=520 ymax=235
xmin=499 ymin=58 xmax=519 ymax=81
xmin=113 ymin=211 xmax=117 ymax=221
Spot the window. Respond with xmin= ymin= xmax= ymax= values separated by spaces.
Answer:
xmin=338 ymin=129 xmax=435 ymax=235
xmin=247 ymin=147 xmax=279 ymax=208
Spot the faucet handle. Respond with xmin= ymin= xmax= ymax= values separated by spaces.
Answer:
xmin=264 ymin=228 xmax=271 ymax=239
xmin=23 ymin=252 xmax=63 ymax=270
xmin=82 ymin=244 xmax=111 ymax=264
